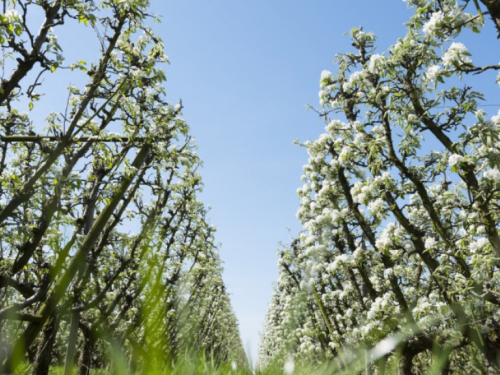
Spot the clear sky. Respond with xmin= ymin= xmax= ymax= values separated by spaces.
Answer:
xmin=145 ymin=0 xmax=500 ymax=364
xmin=145 ymin=0 xmax=413 ymax=363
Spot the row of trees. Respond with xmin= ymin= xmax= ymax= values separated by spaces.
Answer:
xmin=0 ymin=0 xmax=246 ymax=373
xmin=259 ymin=0 xmax=500 ymax=373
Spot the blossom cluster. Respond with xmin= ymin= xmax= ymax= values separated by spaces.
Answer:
xmin=259 ymin=1 xmax=500 ymax=372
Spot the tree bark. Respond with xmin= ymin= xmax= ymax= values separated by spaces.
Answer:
xmin=0 ymin=3 xmax=61 ymax=105
xmin=63 ymin=310 xmax=80 ymax=375
xmin=32 ymin=312 xmax=59 ymax=375
xmin=397 ymin=346 xmax=415 ymax=375
xmin=78 ymin=323 xmax=94 ymax=375
xmin=479 ymin=0 xmax=500 ymax=37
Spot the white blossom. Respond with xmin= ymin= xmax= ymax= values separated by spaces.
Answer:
xmin=368 ymin=198 xmax=385 ymax=214
xmin=320 ymin=70 xmax=332 ymax=88
xmin=475 ymin=109 xmax=487 ymax=121
xmin=448 ymin=154 xmax=464 ymax=166
xmin=483 ymin=168 xmax=500 ymax=182
xmin=348 ymin=71 xmax=363 ymax=86
xmin=423 ymin=11 xmax=444 ymax=36
xmin=442 ymin=42 xmax=471 ymax=67
xmin=424 ymin=65 xmax=441 ymax=84
xmin=368 ymin=54 xmax=384 ymax=74
xmin=425 ymin=237 xmax=437 ymax=249
xmin=4 ymin=9 xmax=20 ymax=22
xmin=470 ymin=238 xmax=489 ymax=253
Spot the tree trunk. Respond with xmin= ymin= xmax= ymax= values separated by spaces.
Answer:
xmin=398 ymin=355 xmax=413 ymax=375
xmin=479 ymin=0 xmax=500 ymax=37
xmin=484 ymin=334 xmax=500 ymax=373
xmin=63 ymin=310 xmax=80 ymax=375
xmin=440 ymin=361 xmax=450 ymax=375
xmin=397 ymin=346 xmax=415 ymax=375
xmin=32 ymin=312 xmax=59 ymax=375
xmin=3 ymin=145 xmax=151 ymax=372
xmin=78 ymin=323 xmax=94 ymax=375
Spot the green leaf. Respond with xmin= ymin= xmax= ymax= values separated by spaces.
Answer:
xmin=14 ymin=24 xmax=22 ymax=36
xmin=29 ymin=102 xmax=34 ymax=111
xmin=79 ymin=14 xmax=89 ymax=26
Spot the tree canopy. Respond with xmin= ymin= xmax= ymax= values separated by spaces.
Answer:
xmin=259 ymin=0 xmax=500 ymax=373
xmin=0 ymin=0 xmax=246 ymax=373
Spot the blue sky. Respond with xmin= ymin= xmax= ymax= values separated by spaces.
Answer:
xmin=146 ymin=0 xmax=500 ymax=363
xmin=146 ymin=0 xmax=415 ymax=362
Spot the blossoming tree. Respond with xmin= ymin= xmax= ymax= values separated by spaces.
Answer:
xmin=0 ymin=0 xmax=246 ymax=373
xmin=259 ymin=0 xmax=500 ymax=373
